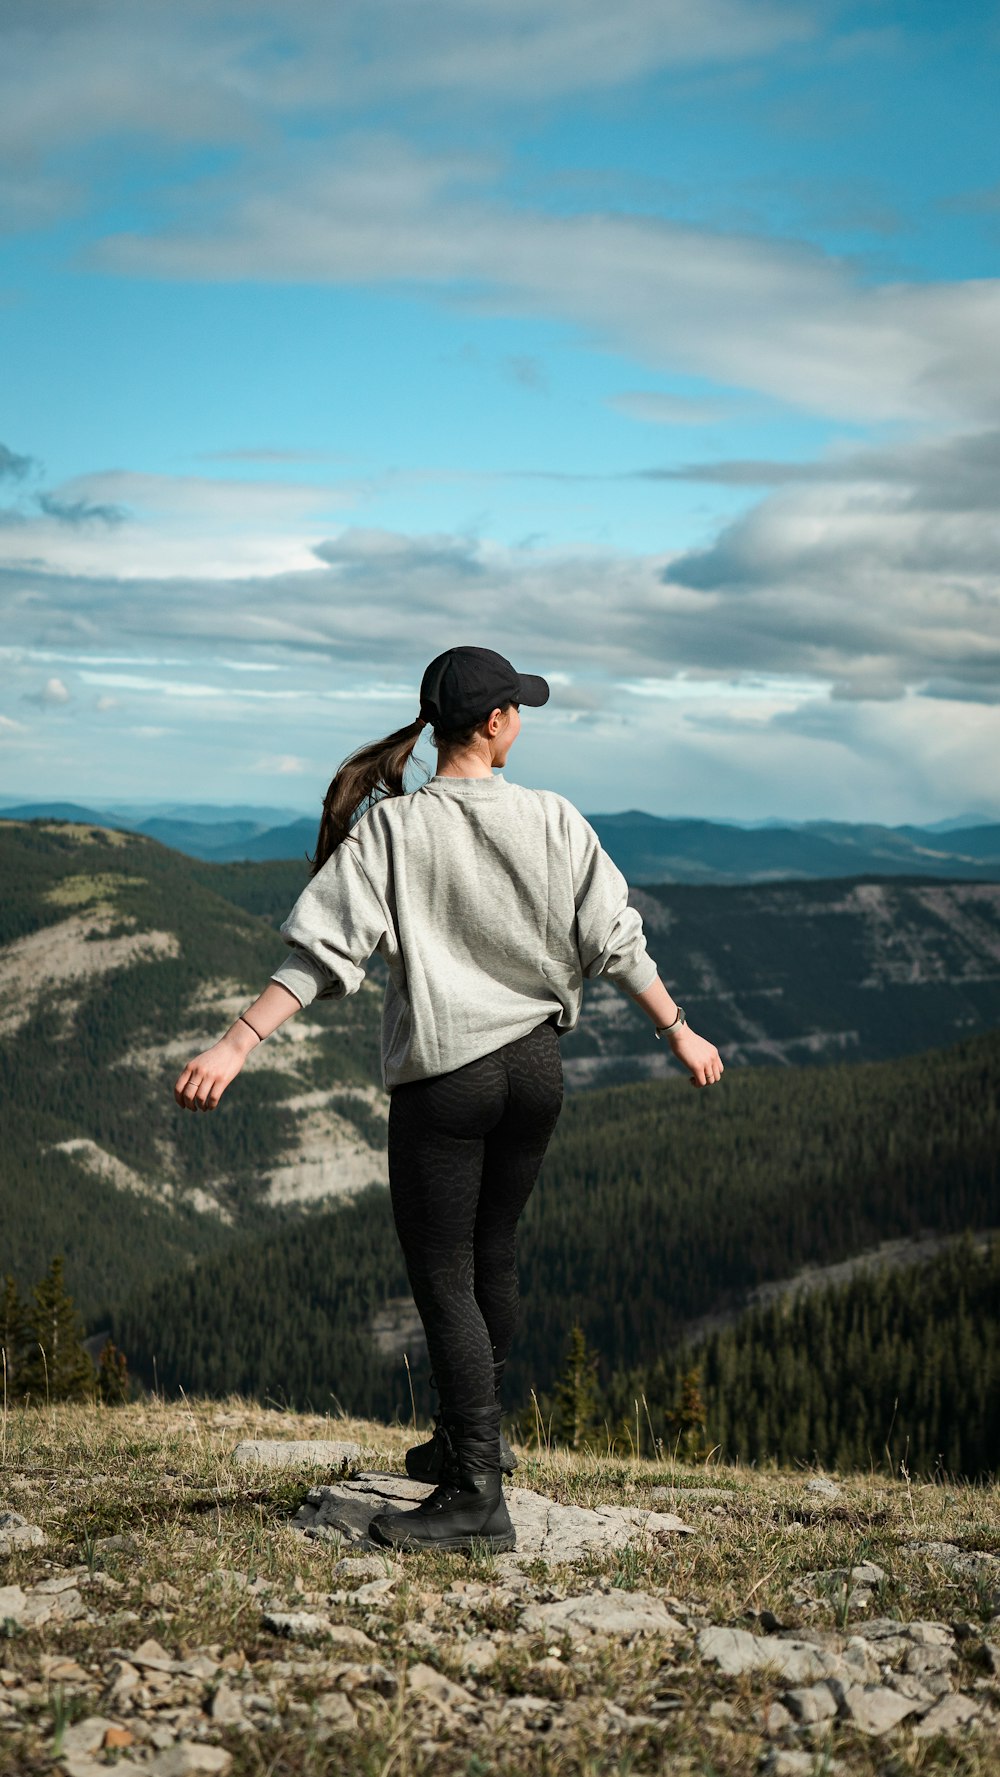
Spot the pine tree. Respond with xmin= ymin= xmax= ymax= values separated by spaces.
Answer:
xmin=1 ymin=1274 xmax=26 ymax=1401
xmin=553 ymin=1322 xmax=601 ymax=1450
xmin=96 ymin=1338 xmax=129 ymax=1406
xmin=19 ymin=1256 xmax=95 ymax=1404
xmin=666 ymin=1365 xmax=710 ymax=1461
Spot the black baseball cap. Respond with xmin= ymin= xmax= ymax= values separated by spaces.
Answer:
xmin=418 ymin=646 xmax=549 ymax=730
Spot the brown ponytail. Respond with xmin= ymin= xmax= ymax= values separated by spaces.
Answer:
xmin=307 ymin=703 xmax=514 ymax=875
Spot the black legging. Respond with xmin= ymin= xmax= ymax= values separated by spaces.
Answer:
xmin=387 ymin=1017 xmax=564 ymax=1420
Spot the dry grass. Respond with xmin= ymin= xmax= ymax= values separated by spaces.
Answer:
xmin=0 ymin=1397 xmax=998 ymax=1775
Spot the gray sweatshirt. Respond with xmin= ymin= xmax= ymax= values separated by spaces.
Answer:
xmin=270 ymin=771 xmax=659 ymax=1090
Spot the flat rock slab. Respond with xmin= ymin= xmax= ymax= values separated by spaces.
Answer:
xmin=293 ymin=1472 xmax=694 ymax=1558
xmin=699 ymin=1627 xmax=856 ymax=1686
xmin=520 ymin=1588 xmax=686 ymax=1642
xmin=232 ymin=1439 xmax=360 ymax=1469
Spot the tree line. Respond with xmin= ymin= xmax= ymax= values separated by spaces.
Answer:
xmin=2 ymin=1257 xmax=127 ymax=1406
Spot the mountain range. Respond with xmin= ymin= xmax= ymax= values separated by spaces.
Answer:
xmin=2 ymin=794 xmax=999 ymax=882
xmin=2 ymin=813 xmax=999 ymax=1323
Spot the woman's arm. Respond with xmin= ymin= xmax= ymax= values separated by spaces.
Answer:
xmin=173 ymin=980 xmax=303 ymax=1113
xmin=631 ymin=973 xmax=724 ymax=1089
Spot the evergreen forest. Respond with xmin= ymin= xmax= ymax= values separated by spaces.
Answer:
xmin=104 ymin=1027 xmax=1000 ymax=1473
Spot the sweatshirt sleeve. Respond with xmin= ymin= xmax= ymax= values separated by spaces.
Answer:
xmin=269 ymin=839 xmax=389 ymax=1010
xmin=566 ymin=807 xmax=659 ymax=998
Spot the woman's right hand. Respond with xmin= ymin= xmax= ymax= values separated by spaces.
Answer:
xmin=174 ymin=1029 xmax=254 ymax=1112
xmin=668 ymin=1026 xmax=724 ymax=1088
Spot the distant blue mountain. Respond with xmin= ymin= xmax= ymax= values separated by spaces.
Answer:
xmin=2 ymin=796 xmax=999 ymax=883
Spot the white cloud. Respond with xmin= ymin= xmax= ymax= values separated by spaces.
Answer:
xmin=661 ymin=429 xmax=1000 ymax=703
xmin=249 ymin=754 xmax=309 ymax=775
xmin=0 ymin=517 xmax=996 ymax=818
xmin=21 ymin=676 xmax=72 ymax=707
xmin=0 ymin=466 xmax=365 ymax=580
xmin=0 ymin=0 xmax=816 ymax=235
xmin=93 ymin=137 xmax=1000 ymax=427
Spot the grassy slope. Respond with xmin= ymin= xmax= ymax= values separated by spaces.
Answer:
xmin=0 ymin=1400 xmax=997 ymax=1775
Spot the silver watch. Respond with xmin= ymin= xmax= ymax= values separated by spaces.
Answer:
xmin=654 ymin=1005 xmax=686 ymax=1039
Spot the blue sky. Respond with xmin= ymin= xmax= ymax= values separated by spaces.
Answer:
xmin=1 ymin=0 xmax=999 ymax=824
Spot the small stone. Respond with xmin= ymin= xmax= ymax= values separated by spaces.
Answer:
xmin=43 ymin=1587 xmax=85 ymax=1622
xmin=263 ymin=1610 xmax=375 ymax=1648
xmin=131 ymin=1637 xmax=173 ymax=1668
xmin=149 ymin=1747 xmax=234 ymax=1776
xmin=890 ymin=1672 xmax=948 ymax=1705
xmin=764 ymin=1700 xmax=794 ymax=1735
xmin=146 ymin=1582 xmax=182 ymax=1607
xmin=601 ymin=1699 xmax=663 ymax=1731
xmin=697 ymin=1627 xmax=843 ymax=1685
xmin=521 ymin=1589 xmax=686 ymax=1642
xmin=841 ymin=1638 xmax=882 ymax=1684
xmin=59 ymin=1717 xmax=123 ymax=1758
xmin=803 ymin=1477 xmax=841 ymax=1499
xmin=529 ymin=1656 xmax=567 ymax=1681
xmin=314 ymin=1692 xmax=358 ymax=1729
xmin=34 ymin=1573 xmax=85 ymax=1596
xmin=0 ymin=1514 xmax=44 ymax=1553
xmin=783 ymin=1683 xmax=838 ymax=1724
xmin=209 ymin=1683 xmax=244 ymax=1723
xmin=41 ymin=1657 xmax=91 ymax=1682
xmin=334 ymin=1661 xmax=398 ymax=1696
xmin=327 ymin=1576 xmax=397 ymax=1605
xmin=907 ymin=1621 xmax=954 ymax=1649
xmin=81 ymin=1571 xmax=123 ymax=1593
xmin=103 ymin=1727 xmax=134 ymax=1749
xmin=828 ymin=1681 xmax=921 ymax=1736
xmin=176 ymin=1654 xmax=222 ymax=1681
xmin=405 ymin=1662 xmax=477 ymax=1709
xmin=0 ymin=1585 xmax=27 ymax=1623
xmin=903 ymin=1644 xmax=954 ymax=1679
xmin=761 ymin=1753 xmax=825 ymax=1776
xmin=457 ymin=1637 xmax=499 ymax=1674
xmin=332 ymin=1555 xmax=402 ymax=1581
xmin=912 ymin=1694 xmax=983 ymax=1736
xmin=105 ymin=1659 xmax=140 ymax=1696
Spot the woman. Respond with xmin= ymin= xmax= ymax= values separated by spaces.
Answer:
xmin=174 ymin=644 xmax=724 ymax=1554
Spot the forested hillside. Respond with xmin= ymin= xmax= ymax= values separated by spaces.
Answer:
xmin=107 ymin=1026 xmax=1000 ymax=1446
xmin=3 ymin=815 xmax=999 ymax=1322
xmin=604 ymin=1233 xmax=1000 ymax=1480
xmin=0 ymin=818 xmax=384 ymax=1313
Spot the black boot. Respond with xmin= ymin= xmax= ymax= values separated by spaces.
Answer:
xmin=370 ymin=1400 xmax=516 ymax=1553
xmin=405 ymin=1362 xmax=518 ymax=1481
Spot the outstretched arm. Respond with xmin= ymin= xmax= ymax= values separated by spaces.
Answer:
xmin=173 ymin=980 xmax=304 ymax=1113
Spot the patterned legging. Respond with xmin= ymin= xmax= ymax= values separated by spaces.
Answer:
xmin=387 ymin=1017 xmax=564 ymax=1419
